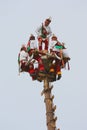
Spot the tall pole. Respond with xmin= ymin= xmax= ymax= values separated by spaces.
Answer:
xmin=41 ymin=76 xmax=59 ymax=130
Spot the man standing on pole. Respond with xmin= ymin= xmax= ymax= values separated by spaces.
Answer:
xmin=36 ymin=17 xmax=52 ymax=53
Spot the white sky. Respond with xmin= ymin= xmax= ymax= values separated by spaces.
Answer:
xmin=0 ymin=0 xmax=87 ymax=130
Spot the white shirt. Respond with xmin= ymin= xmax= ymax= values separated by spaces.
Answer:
xmin=49 ymin=41 xmax=60 ymax=52
xmin=20 ymin=50 xmax=29 ymax=61
xmin=36 ymin=24 xmax=52 ymax=38
xmin=50 ymin=41 xmax=69 ymax=57
xmin=29 ymin=40 xmax=37 ymax=49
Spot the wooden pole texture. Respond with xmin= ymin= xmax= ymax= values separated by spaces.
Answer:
xmin=41 ymin=77 xmax=59 ymax=130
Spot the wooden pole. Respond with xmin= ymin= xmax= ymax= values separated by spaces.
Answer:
xmin=41 ymin=77 xmax=58 ymax=130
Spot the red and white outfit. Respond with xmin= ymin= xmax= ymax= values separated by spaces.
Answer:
xmin=19 ymin=49 xmax=29 ymax=72
xmin=19 ymin=48 xmax=36 ymax=78
xmin=27 ymin=40 xmax=45 ymax=73
xmin=27 ymin=39 xmax=37 ymax=49
xmin=49 ymin=39 xmax=62 ymax=80
xmin=36 ymin=24 xmax=52 ymax=51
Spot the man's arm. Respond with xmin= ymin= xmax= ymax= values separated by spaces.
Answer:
xmin=35 ymin=25 xmax=42 ymax=37
xmin=47 ymin=26 xmax=52 ymax=38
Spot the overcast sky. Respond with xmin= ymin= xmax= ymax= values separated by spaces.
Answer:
xmin=0 ymin=0 xmax=87 ymax=130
